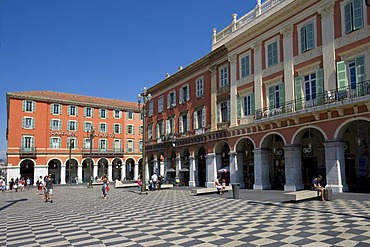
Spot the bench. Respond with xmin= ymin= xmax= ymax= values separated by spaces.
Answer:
xmin=284 ymin=190 xmax=319 ymax=202
xmin=115 ymin=181 xmax=139 ymax=188
xmin=159 ymin=184 xmax=173 ymax=189
xmin=190 ymin=186 xmax=232 ymax=196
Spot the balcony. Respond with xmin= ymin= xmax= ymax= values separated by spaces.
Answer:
xmin=217 ymin=121 xmax=229 ymax=130
xmin=19 ymin=147 xmax=37 ymax=158
xmin=255 ymin=80 xmax=370 ymax=121
xmin=82 ymin=148 xmax=124 ymax=158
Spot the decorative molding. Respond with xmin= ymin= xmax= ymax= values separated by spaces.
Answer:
xmin=262 ymin=62 xmax=284 ymax=78
xmin=318 ymin=2 xmax=334 ymax=18
xmin=208 ymin=64 xmax=217 ymax=74
xmin=296 ymin=61 xmax=321 ymax=76
xmin=338 ymin=43 xmax=370 ymax=61
xmin=228 ymin=54 xmax=237 ymax=64
xmin=280 ymin=25 xmax=293 ymax=38
xmin=293 ymin=47 xmax=322 ymax=65
xmin=335 ymin=25 xmax=370 ymax=49
xmin=252 ymin=41 xmax=262 ymax=52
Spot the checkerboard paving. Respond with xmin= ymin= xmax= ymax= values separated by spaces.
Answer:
xmin=1 ymin=187 xmax=370 ymax=247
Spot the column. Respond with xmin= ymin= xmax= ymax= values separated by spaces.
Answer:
xmin=77 ymin=164 xmax=82 ymax=184
xmin=253 ymin=42 xmax=263 ymax=111
xmin=159 ymin=160 xmax=165 ymax=177
xmin=284 ymin=145 xmax=304 ymax=191
xmin=60 ymin=165 xmax=66 ymax=185
xmin=236 ymin=152 xmax=245 ymax=187
xmin=209 ymin=65 xmax=218 ymax=131
xmin=281 ymin=25 xmax=294 ymax=103
xmin=176 ymin=155 xmax=181 ymax=177
xmin=206 ymin=153 xmax=216 ymax=188
xmin=153 ymin=159 xmax=159 ymax=174
xmin=324 ymin=140 xmax=348 ymax=193
xmin=134 ymin=162 xmax=139 ymax=180
xmin=93 ymin=163 xmax=98 ymax=180
xmin=108 ymin=163 xmax=112 ymax=181
xmin=122 ymin=164 xmax=126 ymax=180
xmin=253 ymin=148 xmax=271 ymax=190
xmin=145 ymin=159 xmax=149 ymax=183
xmin=229 ymin=54 xmax=238 ymax=127
xmin=229 ymin=151 xmax=243 ymax=185
xmin=189 ymin=156 xmax=196 ymax=187
xmin=319 ymin=2 xmax=336 ymax=90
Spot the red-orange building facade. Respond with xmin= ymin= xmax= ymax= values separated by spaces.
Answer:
xmin=6 ymin=91 xmax=143 ymax=184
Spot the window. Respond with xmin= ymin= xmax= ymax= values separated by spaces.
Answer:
xmin=127 ymin=111 xmax=134 ymax=120
xmin=83 ymin=138 xmax=92 ymax=149
xmin=237 ymin=94 xmax=255 ymax=118
xmin=139 ymin=125 xmax=143 ymax=135
xmin=179 ymin=84 xmax=190 ymax=103
xmin=179 ymin=112 xmax=190 ymax=133
xmin=343 ymin=0 xmax=364 ymax=34
xmin=219 ymin=66 xmax=228 ymax=87
xmin=193 ymin=107 xmax=206 ymax=129
xmin=166 ymin=116 xmax=176 ymax=135
xmin=268 ymin=84 xmax=285 ymax=109
xmin=167 ymin=90 xmax=176 ymax=108
xmin=304 ymin=73 xmax=317 ymax=101
xmin=240 ymin=54 xmax=250 ymax=78
xmin=84 ymin=107 xmax=94 ymax=118
xmin=68 ymin=105 xmax=78 ymax=116
xmin=114 ymin=124 xmax=122 ymax=134
xmin=113 ymin=139 xmax=121 ymax=152
xmin=99 ymin=139 xmax=107 ymax=151
xmin=23 ymin=100 xmax=35 ymax=112
xmin=68 ymin=120 xmax=78 ymax=131
xmin=148 ymin=124 xmax=153 ymax=140
xmin=126 ymin=139 xmax=134 ymax=153
xmin=267 ymin=40 xmax=279 ymax=67
xmin=336 ymin=56 xmax=365 ymax=90
xmin=300 ymin=22 xmax=315 ymax=53
xmin=148 ymin=102 xmax=153 ymax=116
xmin=22 ymin=117 xmax=35 ymax=129
xmin=99 ymin=123 xmax=107 ymax=133
xmin=196 ymin=78 xmax=204 ymax=97
xmin=217 ymin=101 xmax=229 ymax=123
xmin=22 ymin=135 xmax=34 ymax=151
xmin=113 ymin=110 xmax=121 ymax=119
xmin=84 ymin=122 xmax=93 ymax=132
xmin=156 ymin=120 xmax=164 ymax=139
xmin=139 ymin=140 xmax=143 ymax=152
xmin=67 ymin=138 xmax=77 ymax=149
xmin=158 ymin=96 xmax=164 ymax=113
xmin=50 ymin=137 xmax=61 ymax=149
xmin=50 ymin=119 xmax=61 ymax=131
xmin=127 ymin=124 xmax=135 ymax=134
xmin=139 ymin=113 xmax=143 ymax=121
xmin=51 ymin=103 xmax=62 ymax=115
xmin=100 ymin=109 xmax=107 ymax=119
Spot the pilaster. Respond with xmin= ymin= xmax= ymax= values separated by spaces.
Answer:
xmin=229 ymin=54 xmax=238 ymax=127
xmin=189 ymin=156 xmax=196 ymax=187
xmin=252 ymin=42 xmax=263 ymax=111
xmin=60 ymin=165 xmax=66 ymax=184
xmin=281 ymin=25 xmax=294 ymax=103
xmin=253 ymin=148 xmax=271 ymax=190
xmin=206 ymin=153 xmax=216 ymax=188
xmin=284 ymin=145 xmax=304 ymax=191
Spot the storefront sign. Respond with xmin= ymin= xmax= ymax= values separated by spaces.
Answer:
xmin=50 ymin=131 xmax=115 ymax=138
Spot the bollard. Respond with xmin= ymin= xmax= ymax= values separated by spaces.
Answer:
xmin=231 ymin=183 xmax=240 ymax=199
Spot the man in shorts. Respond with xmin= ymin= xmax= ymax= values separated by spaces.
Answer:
xmin=44 ymin=174 xmax=54 ymax=203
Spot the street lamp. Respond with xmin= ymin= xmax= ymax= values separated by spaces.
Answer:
xmin=137 ymin=86 xmax=152 ymax=194
xmin=68 ymin=139 xmax=74 ymax=185
xmin=88 ymin=126 xmax=95 ymax=188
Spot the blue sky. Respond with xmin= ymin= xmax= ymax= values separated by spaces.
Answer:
xmin=0 ymin=0 xmax=256 ymax=159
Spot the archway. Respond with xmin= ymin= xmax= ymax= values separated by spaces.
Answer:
xmin=236 ymin=138 xmax=255 ymax=189
xmin=124 ymin=158 xmax=135 ymax=180
xmin=197 ymin=147 xmax=207 ymax=187
xmin=66 ymin=158 xmax=78 ymax=184
xmin=20 ymin=159 xmax=35 ymax=185
xmin=179 ymin=149 xmax=190 ymax=186
xmin=47 ymin=159 xmax=61 ymax=184
xmin=112 ymin=158 xmax=123 ymax=181
xmin=98 ymin=158 xmax=109 ymax=178
xmin=215 ymin=142 xmax=230 ymax=185
xmin=82 ymin=158 xmax=94 ymax=183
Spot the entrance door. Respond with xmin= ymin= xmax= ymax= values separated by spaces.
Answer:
xmin=302 ymin=157 xmax=318 ymax=189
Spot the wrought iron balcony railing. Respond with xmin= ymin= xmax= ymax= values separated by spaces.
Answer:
xmin=255 ymin=80 xmax=370 ymax=120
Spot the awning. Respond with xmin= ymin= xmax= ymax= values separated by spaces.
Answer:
xmin=179 ymin=168 xmax=189 ymax=172
xmin=218 ymin=166 xmax=230 ymax=173
xmin=166 ymin=168 xmax=176 ymax=172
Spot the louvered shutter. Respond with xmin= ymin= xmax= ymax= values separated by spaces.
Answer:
xmin=353 ymin=0 xmax=364 ymax=30
xmin=237 ymin=97 xmax=242 ymax=118
xmin=179 ymin=116 xmax=183 ymax=133
xmin=300 ymin=26 xmax=306 ymax=52
xmin=268 ymin=86 xmax=275 ymax=109
xmin=250 ymin=93 xmax=255 ymax=115
xmin=179 ymin=88 xmax=183 ymax=104
xmin=295 ymin=77 xmax=303 ymax=110
xmin=202 ymin=107 xmax=206 ymax=128
xmin=279 ymin=83 xmax=285 ymax=108
xmin=193 ymin=111 xmax=198 ymax=129
xmin=166 ymin=120 xmax=170 ymax=134
xmin=336 ymin=61 xmax=348 ymax=89
xmin=227 ymin=100 xmax=230 ymax=121
xmin=217 ymin=103 xmax=220 ymax=123
xmin=316 ymin=69 xmax=324 ymax=104
xmin=187 ymin=112 xmax=190 ymax=132
xmin=356 ymin=56 xmax=365 ymax=83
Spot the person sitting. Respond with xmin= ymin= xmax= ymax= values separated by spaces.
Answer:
xmin=215 ymin=176 xmax=223 ymax=194
xmin=312 ymin=175 xmax=325 ymax=201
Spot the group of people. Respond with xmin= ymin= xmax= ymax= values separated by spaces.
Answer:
xmin=36 ymin=175 xmax=54 ymax=203
xmin=0 ymin=177 xmax=31 ymax=192
xmin=215 ymin=176 xmax=226 ymax=195
xmin=136 ymin=173 xmax=163 ymax=191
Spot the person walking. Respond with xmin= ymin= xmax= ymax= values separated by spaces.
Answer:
xmin=37 ymin=176 xmax=43 ymax=195
xmin=75 ymin=176 xmax=79 ymax=185
xmin=151 ymin=173 xmax=158 ymax=191
xmin=44 ymin=174 xmax=54 ymax=203
xmin=26 ymin=177 xmax=31 ymax=190
xmin=101 ymin=174 xmax=109 ymax=199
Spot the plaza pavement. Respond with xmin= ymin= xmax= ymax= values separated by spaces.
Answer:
xmin=1 ymin=185 xmax=370 ymax=247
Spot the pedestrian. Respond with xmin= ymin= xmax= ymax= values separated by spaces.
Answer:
xmin=75 ymin=176 xmax=79 ymax=185
xmin=26 ymin=177 xmax=31 ymax=190
xmin=14 ymin=178 xmax=19 ymax=192
xmin=137 ymin=177 xmax=142 ymax=190
xmin=157 ymin=175 xmax=162 ymax=191
xmin=151 ymin=173 xmax=158 ymax=191
xmin=215 ymin=176 xmax=223 ymax=194
xmin=9 ymin=178 xmax=14 ymax=191
xmin=19 ymin=178 xmax=25 ymax=192
xmin=101 ymin=174 xmax=109 ymax=199
xmin=44 ymin=174 xmax=54 ymax=203
xmin=0 ymin=178 xmax=4 ymax=193
xmin=37 ymin=176 xmax=43 ymax=195
xmin=312 ymin=175 xmax=325 ymax=201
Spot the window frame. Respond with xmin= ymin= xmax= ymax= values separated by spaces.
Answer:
xmin=265 ymin=37 xmax=280 ymax=67
xmin=239 ymin=51 xmax=251 ymax=78
xmin=297 ymin=18 xmax=316 ymax=54
xmin=219 ymin=65 xmax=229 ymax=87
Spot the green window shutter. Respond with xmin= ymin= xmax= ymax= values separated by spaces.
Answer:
xmin=193 ymin=111 xmax=198 ymax=129
xmin=237 ymin=97 xmax=242 ymax=118
xmin=22 ymin=101 xmax=26 ymax=111
xmin=316 ymin=69 xmax=324 ymax=104
xmin=202 ymin=107 xmax=205 ymax=128
xmin=75 ymin=122 xmax=78 ymax=131
xmin=306 ymin=22 xmax=314 ymax=50
xmin=353 ymin=0 xmax=364 ymax=30
xmin=84 ymin=107 xmax=87 ymax=117
xmin=251 ymin=93 xmax=255 ymax=114
xmin=295 ymin=77 xmax=303 ymax=110
xmin=50 ymin=120 xmax=53 ymax=130
xmin=227 ymin=100 xmax=230 ymax=121
xmin=22 ymin=117 xmax=26 ymax=128
xmin=268 ymin=86 xmax=275 ymax=109
xmin=344 ymin=3 xmax=352 ymax=33
xmin=50 ymin=138 xmax=53 ymax=148
xmin=50 ymin=104 xmax=54 ymax=114
xmin=32 ymin=118 xmax=35 ymax=129
xmin=179 ymin=116 xmax=183 ymax=133
xmin=355 ymin=56 xmax=365 ymax=83
xmin=217 ymin=103 xmax=220 ymax=123
xmin=32 ymin=102 xmax=36 ymax=112
xmin=187 ymin=113 xmax=190 ymax=131
xmin=336 ymin=61 xmax=348 ymax=89
xmin=300 ymin=26 xmax=306 ymax=52
xmin=279 ymin=84 xmax=285 ymax=107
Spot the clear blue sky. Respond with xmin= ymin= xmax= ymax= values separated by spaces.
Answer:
xmin=0 ymin=0 xmax=256 ymax=159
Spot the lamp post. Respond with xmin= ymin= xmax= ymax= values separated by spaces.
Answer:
xmin=137 ymin=87 xmax=152 ymax=194
xmin=88 ymin=126 xmax=95 ymax=188
xmin=68 ymin=139 xmax=74 ymax=185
